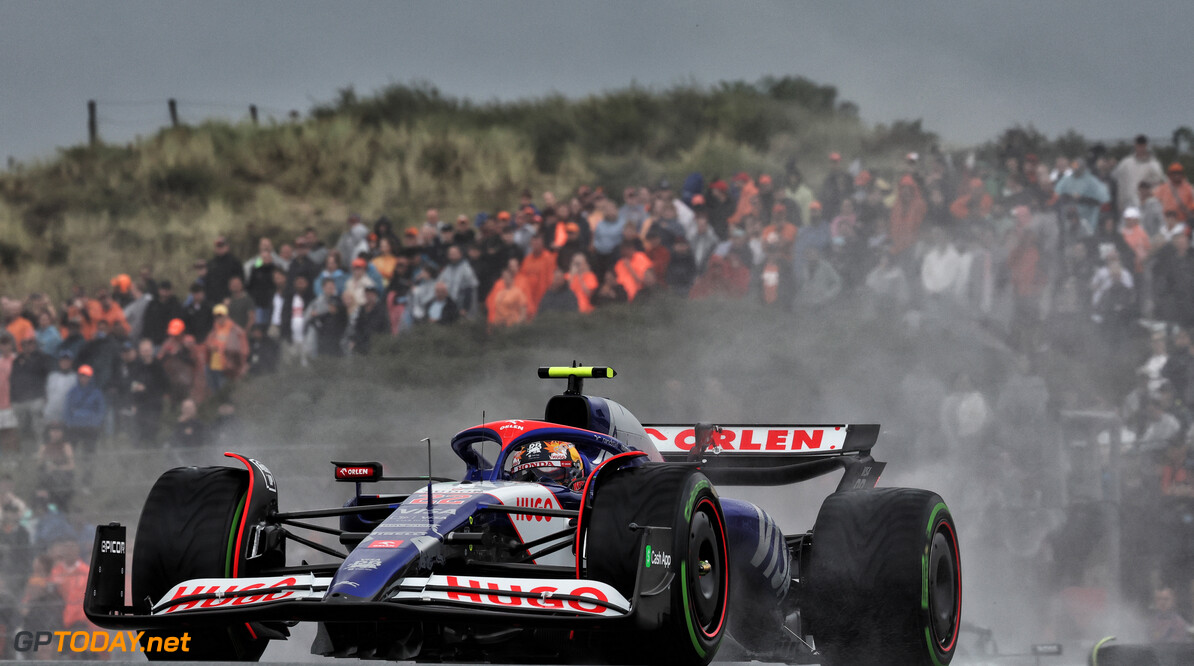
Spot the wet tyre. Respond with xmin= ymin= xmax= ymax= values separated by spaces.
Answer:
xmin=1090 ymin=643 xmax=1165 ymax=666
xmin=131 ymin=466 xmax=268 ymax=661
xmin=585 ymin=464 xmax=729 ymax=666
xmin=805 ymin=488 xmax=961 ymax=666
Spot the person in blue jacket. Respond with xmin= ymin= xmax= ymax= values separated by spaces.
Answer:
xmin=63 ymin=364 xmax=105 ymax=457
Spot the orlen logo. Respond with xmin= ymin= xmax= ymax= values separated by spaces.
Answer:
xmin=163 ymin=577 xmax=297 ymax=613
xmin=513 ymin=497 xmax=556 ymax=522
xmin=645 ymin=427 xmax=836 ymax=452
xmin=100 ymin=540 xmax=125 ymax=554
xmin=444 ymin=576 xmax=611 ymax=614
xmin=335 ymin=467 xmax=374 ymax=479
xmin=499 ymin=422 xmax=525 ymax=431
xmin=367 ymin=540 xmax=404 ymax=548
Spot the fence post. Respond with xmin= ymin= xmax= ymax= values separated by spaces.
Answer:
xmin=88 ymin=100 xmax=97 ymax=146
xmin=168 ymin=98 xmax=179 ymax=128
xmin=249 ymin=104 xmax=259 ymax=125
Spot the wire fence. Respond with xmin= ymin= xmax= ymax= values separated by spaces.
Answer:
xmin=82 ymin=97 xmax=302 ymax=146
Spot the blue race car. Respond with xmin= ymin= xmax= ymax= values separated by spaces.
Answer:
xmin=85 ymin=366 xmax=961 ymax=665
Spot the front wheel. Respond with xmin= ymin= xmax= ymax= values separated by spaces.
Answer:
xmin=585 ymin=465 xmax=730 ymax=665
xmin=805 ymin=488 xmax=961 ymax=666
xmin=131 ymin=466 xmax=269 ymax=661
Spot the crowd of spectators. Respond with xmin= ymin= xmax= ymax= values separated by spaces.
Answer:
xmin=2 ymin=134 xmax=1194 ymax=648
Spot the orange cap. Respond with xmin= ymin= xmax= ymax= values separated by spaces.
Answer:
xmin=110 ymin=274 xmax=132 ymax=291
xmin=78 ymin=365 xmax=94 ymax=377
xmin=497 ymin=211 xmax=512 ymax=221
xmin=167 ymin=318 xmax=185 ymax=336
xmin=1169 ymin=162 xmax=1185 ymax=174
xmin=809 ymin=201 xmax=823 ymax=211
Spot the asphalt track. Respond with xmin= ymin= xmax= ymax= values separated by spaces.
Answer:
xmin=25 ymin=659 xmax=1090 ymax=665
xmin=25 ymin=619 xmax=1094 ymax=666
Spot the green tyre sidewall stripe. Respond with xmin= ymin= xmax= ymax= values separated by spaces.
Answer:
xmin=922 ymin=501 xmax=952 ymax=666
xmin=680 ymin=560 xmax=706 ymax=658
xmin=679 ymin=476 xmax=721 ymax=660
xmin=684 ymin=479 xmax=712 ymax=521
xmin=225 ymin=492 xmax=247 ymax=578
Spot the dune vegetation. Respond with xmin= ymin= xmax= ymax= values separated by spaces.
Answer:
xmin=0 ymin=77 xmax=943 ymax=297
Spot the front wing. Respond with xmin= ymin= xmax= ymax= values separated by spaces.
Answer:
xmin=85 ymin=523 xmax=667 ymax=631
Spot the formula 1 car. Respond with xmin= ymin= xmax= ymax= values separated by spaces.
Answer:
xmin=85 ymin=366 xmax=961 ymax=665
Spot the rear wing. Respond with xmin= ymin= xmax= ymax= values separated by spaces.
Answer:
xmin=643 ymin=424 xmax=884 ymax=489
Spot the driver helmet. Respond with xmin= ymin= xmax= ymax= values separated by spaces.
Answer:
xmin=510 ymin=440 xmax=586 ymax=490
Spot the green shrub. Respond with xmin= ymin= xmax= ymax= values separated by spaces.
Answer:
xmin=0 ymin=76 xmax=959 ymax=296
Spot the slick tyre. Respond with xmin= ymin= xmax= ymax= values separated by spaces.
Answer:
xmin=131 ymin=466 xmax=268 ymax=661
xmin=805 ymin=488 xmax=961 ymax=666
xmin=585 ymin=465 xmax=729 ymax=666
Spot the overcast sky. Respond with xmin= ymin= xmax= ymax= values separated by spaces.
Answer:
xmin=1 ymin=1 xmax=1188 ymax=164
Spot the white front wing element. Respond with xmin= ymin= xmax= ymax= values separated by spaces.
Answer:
xmin=154 ymin=574 xmax=332 ymax=614
xmin=645 ymin=425 xmax=848 ymax=454
xmin=152 ymin=573 xmax=630 ymax=617
xmin=391 ymin=575 xmax=631 ymax=616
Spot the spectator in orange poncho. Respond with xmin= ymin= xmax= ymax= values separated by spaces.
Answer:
xmin=950 ymin=178 xmax=993 ymax=221
xmin=371 ymin=237 xmax=400 ymax=285
xmin=1119 ymin=206 xmax=1152 ymax=273
xmin=204 ymin=304 xmax=248 ymax=393
xmin=83 ymin=288 xmax=130 ymax=339
xmin=762 ymin=202 xmax=798 ymax=255
xmin=487 ymin=264 xmax=530 ymax=328
xmin=613 ymin=240 xmax=654 ymax=301
xmin=517 ymin=235 xmax=557 ymax=311
xmin=727 ymin=173 xmax=758 ymax=227
xmin=890 ymin=175 xmax=927 ymax=255
xmin=1155 ymin=162 xmax=1194 ymax=223
xmin=50 ymin=540 xmax=92 ymax=634
xmin=2 ymin=298 xmax=34 ymax=346
xmin=566 ymin=254 xmax=599 ymax=314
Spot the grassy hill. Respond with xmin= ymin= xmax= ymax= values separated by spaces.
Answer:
xmin=0 ymin=77 xmax=937 ymax=297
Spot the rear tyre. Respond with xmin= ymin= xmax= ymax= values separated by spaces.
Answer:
xmin=805 ymin=488 xmax=961 ymax=666
xmin=585 ymin=465 xmax=729 ymax=666
xmin=131 ymin=466 xmax=268 ymax=661
xmin=1090 ymin=644 xmax=1162 ymax=666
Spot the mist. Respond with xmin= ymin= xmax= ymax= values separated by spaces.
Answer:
xmin=75 ymin=294 xmax=1140 ymax=663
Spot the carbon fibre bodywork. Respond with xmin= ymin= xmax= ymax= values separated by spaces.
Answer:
xmin=84 ymin=370 xmax=892 ymax=663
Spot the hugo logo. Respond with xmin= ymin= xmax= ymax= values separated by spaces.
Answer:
xmin=514 ymin=497 xmax=555 ymax=522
